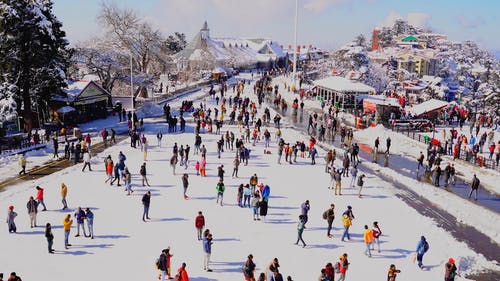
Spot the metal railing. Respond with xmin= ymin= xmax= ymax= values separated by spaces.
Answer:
xmin=391 ymin=126 xmax=500 ymax=172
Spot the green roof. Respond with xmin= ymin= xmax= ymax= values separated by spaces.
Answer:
xmin=402 ymin=35 xmax=418 ymax=42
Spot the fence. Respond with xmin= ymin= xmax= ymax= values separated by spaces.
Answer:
xmin=391 ymin=126 xmax=500 ymax=172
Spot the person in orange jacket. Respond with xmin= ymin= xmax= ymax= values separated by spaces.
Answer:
xmin=176 ymin=262 xmax=189 ymax=281
xmin=363 ymin=225 xmax=374 ymax=257
xmin=335 ymin=253 xmax=349 ymax=281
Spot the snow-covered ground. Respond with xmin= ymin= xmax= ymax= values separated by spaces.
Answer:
xmin=1 ymin=73 xmax=499 ymax=281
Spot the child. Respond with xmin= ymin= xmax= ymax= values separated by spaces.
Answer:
xmin=195 ymin=161 xmax=200 ymax=176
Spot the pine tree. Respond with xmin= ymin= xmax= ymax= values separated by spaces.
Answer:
xmin=0 ymin=0 xmax=72 ymax=130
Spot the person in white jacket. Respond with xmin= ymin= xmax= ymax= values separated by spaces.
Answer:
xmin=82 ymin=151 xmax=92 ymax=171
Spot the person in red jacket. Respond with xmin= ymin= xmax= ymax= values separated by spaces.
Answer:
xmin=195 ymin=211 xmax=205 ymax=240
xmin=324 ymin=262 xmax=335 ymax=281
xmin=176 ymin=262 xmax=189 ymax=281
xmin=35 ymin=186 xmax=47 ymax=211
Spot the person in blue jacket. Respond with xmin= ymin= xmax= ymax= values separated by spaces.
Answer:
xmin=85 ymin=208 xmax=94 ymax=239
xmin=74 ymin=207 xmax=87 ymax=237
xmin=415 ymin=236 xmax=430 ymax=269
xmin=202 ymin=233 xmax=213 ymax=272
xmin=261 ymin=184 xmax=270 ymax=201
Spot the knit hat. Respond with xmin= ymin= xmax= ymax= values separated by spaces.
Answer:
xmin=8 ymin=205 xmax=14 ymax=210
xmin=448 ymin=258 xmax=455 ymax=264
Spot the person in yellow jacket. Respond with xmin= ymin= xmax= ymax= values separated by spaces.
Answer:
xmin=63 ymin=214 xmax=73 ymax=249
xmin=18 ymin=154 xmax=26 ymax=175
xmin=363 ymin=225 xmax=374 ymax=257
xmin=61 ymin=183 xmax=68 ymax=210
xmin=341 ymin=214 xmax=352 ymax=242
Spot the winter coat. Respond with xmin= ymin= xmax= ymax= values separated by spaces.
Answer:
xmin=202 ymin=236 xmax=212 ymax=254
xmin=444 ymin=262 xmax=457 ymax=281
xmin=19 ymin=156 xmax=26 ymax=167
xmin=363 ymin=229 xmax=374 ymax=243
xmin=177 ymin=267 xmax=189 ymax=281
xmin=251 ymin=197 xmax=260 ymax=208
xmin=6 ymin=210 xmax=17 ymax=224
xmin=142 ymin=193 xmax=151 ymax=207
xmin=301 ymin=202 xmax=310 ymax=216
xmin=416 ymin=238 xmax=429 ymax=255
xmin=261 ymin=185 xmax=270 ymax=199
xmin=471 ymin=177 xmax=480 ymax=190
xmin=216 ymin=183 xmax=225 ymax=193
xmin=195 ymin=215 xmax=205 ymax=229
xmin=342 ymin=215 xmax=352 ymax=227
xmin=75 ymin=209 xmax=86 ymax=224
xmin=61 ymin=184 xmax=68 ymax=198
xmin=26 ymin=199 xmax=38 ymax=214
xmin=45 ymin=226 xmax=54 ymax=241
xmin=63 ymin=216 xmax=73 ymax=231
xmin=83 ymin=152 xmax=91 ymax=163
xmin=35 ymin=188 xmax=44 ymax=200
xmin=259 ymin=200 xmax=268 ymax=216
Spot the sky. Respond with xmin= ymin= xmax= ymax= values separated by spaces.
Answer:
xmin=53 ymin=0 xmax=500 ymax=51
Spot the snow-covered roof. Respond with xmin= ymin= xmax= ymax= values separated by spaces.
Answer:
xmin=313 ymin=76 xmax=375 ymax=94
xmin=362 ymin=95 xmax=401 ymax=107
xmin=58 ymin=80 xmax=110 ymax=103
xmin=175 ymin=22 xmax=285 ymax=66
xmin=409 ymin=99 xmax=449 ymax=116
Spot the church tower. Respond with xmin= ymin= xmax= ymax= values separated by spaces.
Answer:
xmin=200 ymin=21 xmax=210 ymax=38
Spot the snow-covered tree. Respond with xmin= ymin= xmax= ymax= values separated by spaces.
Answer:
xmin=0 ymin=82 xmax=18 ymax=122
xmin=0 ymin=0 xmax=72 ymax=130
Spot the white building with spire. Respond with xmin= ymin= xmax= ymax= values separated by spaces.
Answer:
xmin=175 ymin=21 xmax=287 ymax=71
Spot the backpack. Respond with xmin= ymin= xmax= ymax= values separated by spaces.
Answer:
xmin=423 ymin=241 xmax=429 ymax=253
xmin=155 ymin=257 xmax=161 ymax=270
xmin=322 ymin=210 xmax=328 ymax=220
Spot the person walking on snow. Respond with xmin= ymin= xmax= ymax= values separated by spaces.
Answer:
xmin=357 ymin=174 xmax=366 ymax=198
xmin=203 ymin=233 xmax=213 ymax=272
xmin=341 ymin=206 xmax=354 ymax=241
xmin=177 ymin=262 xmax=189 ymax=281
xmin=215 ymin=180 xmax=225 ymax=206
xmin=349 ymin=165 xmax=358 ymax=187
xmin=142 ymin=191 xmax=151 ymax=221
xmin=300 ymin=200 xmax=310 ymax=228
xmin=323 ymin=204 xmax=335 ymax=238
xmin=182 ymin=173 xmax=189 ymax=199
xmin=415 ymin=236 xmax=430 ymax=269
xmin=35 ymin=186 xmax=47 ymax=211
xmin=26 ymin=196 xmax=38 ymax=228
xmin=45 ymin=223 xmax=54 ymax=253
xmin=157 ymin=130 xmax=163 ymax=147
xmin=444 ymin=257 xmax=458 ymax=281
xmin=6 ymin=205 xmax=17 ymax=233
xmin=18 ymin=154 xmax=26 ymax=175
xmin=468 ymin=174 xmax=480 ymax=200
xmin=294 ymin=215 xmax=307 ymax=248
xmin=387 ymin=264 xmax=401 ymax=281
xmin=82 ymin=151 xmax=92 ymax=171
xmin=74 ymin=207 xmax=87 ymax=237
xmin=336 ymin=253 xmax=349 ymax=281
xmin=363 ymin=225 xmax=374 ymax=257
xmin=386 ymin=137 xmax=391 ymax=153
xmin=85 ymin=208 xmax=94 ymax=239
xmin=140 ymin=162 xmax=150 ymax=187
xmin=372 ymin=221 xmax=382 ymax=253
xmin=195 ymin=211 xmax=205 ymax=240
xmin=63 ymin=214 xmax=73 ymax=249
xmin=251 ymin=193 xmax=261 ymax=221
xmin=124 ymin=167 xmax=133 ymax=195
xmin=61 ymin=183 xmax=68 ymax=210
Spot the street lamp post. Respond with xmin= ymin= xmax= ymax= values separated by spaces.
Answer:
xmin=292 ymin=0 xmax=298 ymax=91
xmin=130 ymin=50 xmax=134 ymax=111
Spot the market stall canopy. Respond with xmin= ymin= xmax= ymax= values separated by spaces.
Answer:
xmin=313 ymin=76 xmax=375 ymax=94
xmin=408 ymin=99 xmax=449 ymax=117
xmin=57 ymin=106 xmax=76 ymax=114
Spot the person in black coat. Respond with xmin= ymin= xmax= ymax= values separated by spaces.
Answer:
xmin=142 ymin=191 xmax=151 ymax=221
xmin=468 ymin=174 xmax=480 ymax=200
xmin=259 ymin=200 xmax=268 ymax=221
